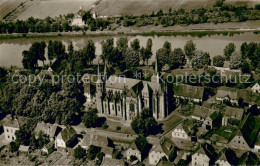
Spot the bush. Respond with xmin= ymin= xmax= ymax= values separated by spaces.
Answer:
xmin=74 ymin=145 xmax=86 ymax=160
xmin=116 ymin=126 xmax=121 ymax=130
xmin=102 ymin=123 xmax=109 ymax=129
xmin=130 ymin=155 xmax=138 ymax=162
xmin=10 ymin=142 xmax=19 ymax=153
xmin=255 ymin=4 xmax=260 ymax=10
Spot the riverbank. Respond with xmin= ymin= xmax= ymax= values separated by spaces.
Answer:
xmin=0 ymin=21 xmax=259 ymax=40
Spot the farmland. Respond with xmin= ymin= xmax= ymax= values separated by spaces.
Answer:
xmin=16 ymin=0 xmax=97 ymax=20
xmin=0 ymin=0 xmax=28 ymax=21
xmin=93 ymin=0 xmax=260 ymax=16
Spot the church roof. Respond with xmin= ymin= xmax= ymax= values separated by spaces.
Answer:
xmin=173 ymin=84 xmax=204 ymax=99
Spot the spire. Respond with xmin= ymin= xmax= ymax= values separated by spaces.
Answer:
xmin=155 ymin=56 xmax=159 ymax=74
xmin=103 ymin=60 xmax=107 ymax=81
xmin=97 ymin=60 xmax=102 ymax=82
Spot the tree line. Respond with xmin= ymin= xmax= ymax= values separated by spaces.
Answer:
xmin=0 ymin=4 xmax=259 ymax=34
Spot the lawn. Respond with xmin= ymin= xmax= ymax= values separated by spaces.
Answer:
xmin=214 ymin=126 xmax=236 ymax=140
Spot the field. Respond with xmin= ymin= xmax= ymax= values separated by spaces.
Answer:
xmin=94 ymin=0 xmax=219 ymax=16
xmin=0 ymin=0 xmax=27 ymax=20
xmin=94 ymin=0 xmax=260 ymax=16
xmin=16 ymin=0 xmax=97 ymax=20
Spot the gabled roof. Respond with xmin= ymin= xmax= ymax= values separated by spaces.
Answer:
xmin=81 ymin=133 xmax=110 ymax=148
xmin=34 ymin=122 xmax=58 ymax=138
xmin=173 ymin=84 xmax=204 ymax=99
xmin=151 ymin=138 xmax=175 ymax=156
xmin=101 ymin=158 xmax=125 ymax=166
xmin=3 ymin=117 xmax=27 ymax=128
xmin=223 ymin=106 xmax=243 ymax=120
xmin=216 ymin=86 xmax=237 ymax=100
xmin=192 ymin=105 xmax=212 ymax=119
xmin=129 ymin=140 xmax=138 ymax=150
xmin=238 ymin=89 xmax=260 ymax=105
xmin=101 ymin=147 xmax=114 ymax=155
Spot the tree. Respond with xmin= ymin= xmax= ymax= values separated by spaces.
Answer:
xmin=22 ymin=50 xmax=37 ymax=70
xmin=191 ymin=50 xmax=211 ymax=69
xmin=241 ymin=61 xmax=250 ymax=73
xmin=213 ymin=55 xmax=225 ymax=67
xmin=169 ymin=48 xmax=186 ymax=69
xmin=87 ymin=145 xmax=101 ymax=160
xmin=82 ymin=40 xmax=96 ymax=65
xmin=130 ymin=39 xmax=140 ymax=51
xmin=156 ymin=48 xmax=169 ymax=68
xmin=81 ymin=109 xmax=99 ymax=128
xmin=101 ymin=38 xmax=114 ymax=63
xmin=229 ymin=51 xmax=242 ymax=69
xmin=39 ymin=41 xmax=46 ymax=65
xmin=184 ymin=40 xmax=196 ymax=61
xmin=38 ymin=131 xmax=50 ymax=148
xmin=163 ymin=41 xmax=171 ymax=54
xmin=74 ymin=145 xmax=87 ymax=159
xmin=224 ymin=43 xmax=235 ymax=60
xmin=131 ymin=108 xmax=161 ymax=136
xmin=140 ymin=47 xmax=146 ymax=65
xmin=15 ymin=126 xmax=31 ymax=146
xmin=125 ymin=48 xmax=140 ymax=67
xmin=68 ymin=41 xmax=74 ymax=61
xmin=116 ymin=37 xmax=128 ymax=53
xmin=144 ymin=38 xmax=153 ymax=65
xmin=48 ymin=40 xmax=54 ymax=64
xmin=10 ymin=141 xmax=19 ymax=153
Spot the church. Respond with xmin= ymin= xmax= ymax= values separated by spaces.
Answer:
xmin=95 ymin=59 xmax=174 ymax=121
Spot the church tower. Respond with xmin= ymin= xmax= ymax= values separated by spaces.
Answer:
xmin=96 ymin=63 xmax=104 ymax=113
xmin=151 ymin=56 xmax=160 ymax=83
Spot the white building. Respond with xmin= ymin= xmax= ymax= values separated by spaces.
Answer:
xmin=3 ymin=117 xmax=26 ymax=141
xmin=192 ymin=146 xmax=210 ymax=166
xmin=149 ymin=145 xmax=168 ymax=165
xmin=251 ymin=83 xmax=260 ymax=93
xmin=215 ymin=150 xmax=232 ymax=166
xmin=71 ymin=14 xmax=85 ymax=27
xmin=126 ymin=141 xmax=142 ymax=161
xmin=172 ymin=123 xmax=191 ymax=141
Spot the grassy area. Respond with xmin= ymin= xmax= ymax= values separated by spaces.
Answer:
xmin=214 ymin=126 xmax=236 ymax=140
xmin=99 ymin=118 xmax=136 ymax=135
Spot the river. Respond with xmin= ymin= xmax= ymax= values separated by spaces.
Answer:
xmin=0 ymin=32 xmax=259 ymax=68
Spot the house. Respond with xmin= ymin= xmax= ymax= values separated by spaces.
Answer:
xmin=42 ymin=141 xmax=55 ymax=154
xmin=55 ymin=126 xmax=76 ymax=149
xmin=101 ymin=158 xmax=126 ymax=166
xmin=101 ymin=147 xmax=114 ymax=158
xmin=251 ymin=83 xmax=260 ymax=93
xmin=149 ymin=138 xmax=176 ymax=165
xmin=3 ymin=117 xmax=26 ymax=141
xmin=192 ymin=146 xmax=210 ymax=166
xmin=126 ymin=140 xmax=142 ymax=161
xmin=203 ymin=111 xmax=221 ymax=130
xmin=228 ymin=130 xmax=250 ymax=150
xmin=81 ymin=133 xmax=113 ymax=149
xmin=172 ymin=122 xmax=191 ymax=141
xmin=237 ymin=89 xmax=260 ymax=107
xmin=215 ymin=149 xmax=234 ymax=166
xmin=18 ymin=145 xmax=30 ymax=153
xmin=34 ymin=122 xmax=59 ymax=141
xmin=173 ymin=84 xmax=204 ymax=103
xmin=222 ymin=106 xmax=244 ymax=126
xmin=191 ymin=105 xmax=213 ymax=121
xmin=71 ymin=14 xmax=85 ymax=27
xmin=216 ymin=86 xmax=238 ymax=104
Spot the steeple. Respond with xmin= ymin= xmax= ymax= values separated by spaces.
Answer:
xmin=97 ymin=60 xmax=102 ymax=83
xmin=103 ymin=60 xmax=107 ymax=81
xmin=151 ymin=56 xmax=160 ymax=84
xmin=155 ymin=56 xmax=159 ymax=74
